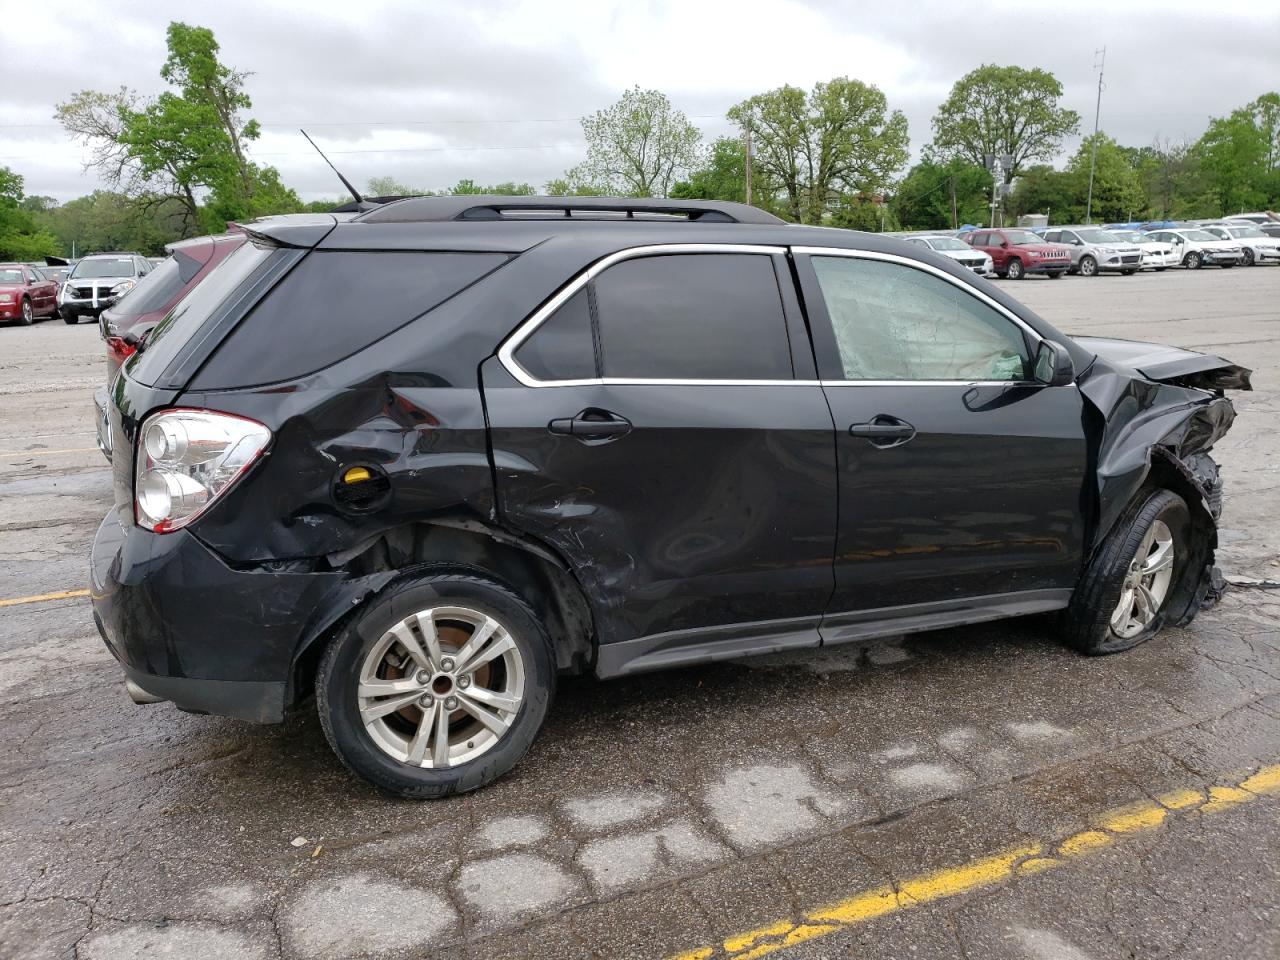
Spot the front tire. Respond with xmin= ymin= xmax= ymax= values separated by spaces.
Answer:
xmin=62 ymin=311 xmax=77 ymax=324
xmin=1184 ymin=251 xmax=1203 ymax=269
xmin=1006 ymin=258 xmax=1024 ymax=280
xmin=1079 ymin=255 xmax=1098 ymax=277
xmin=1061 ymin=489 xmax=1190 ymax=655
xmin=19 ymin=299 xmax=33 ymax=325
xmin=1242 ymin=248 xmax=1255 ymax=266
xmin=1047 ymin=271 xmax=1064 ymax=279
xmin=316 ymin=571 xmax=556 ymax=798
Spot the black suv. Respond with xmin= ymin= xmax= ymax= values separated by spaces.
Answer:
xmin=91 ymin=197 xmax=1249 ymax=797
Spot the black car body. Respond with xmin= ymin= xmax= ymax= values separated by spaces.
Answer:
xmin=90 ymin=197 xmax=1250 ymax=796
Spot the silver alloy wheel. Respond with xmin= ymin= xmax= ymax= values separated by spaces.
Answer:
xmin=21 ymin=300 xmax=33 ymax=324
xmin=1110 ymin=519 xmax=1175 ymax=640
xmin=357 ymin=605 xmax=525 ymax=769
xmin=1080 ymin=256 xmax=1097 ymax=276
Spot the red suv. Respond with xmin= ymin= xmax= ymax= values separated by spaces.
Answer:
xmin=0 ymin=263 xmax=60 ymax=324
xmin=964 ymin=228 xmax=1072 ymax=280
xmin=99 ymin=232 xmax=245 ymax=377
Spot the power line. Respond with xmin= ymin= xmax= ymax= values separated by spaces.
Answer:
xmin=0 ymin=113 xmax=730 ymax=130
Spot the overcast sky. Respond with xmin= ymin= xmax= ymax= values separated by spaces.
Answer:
xmin=2 ymin=0 xmax=1276 ymax=202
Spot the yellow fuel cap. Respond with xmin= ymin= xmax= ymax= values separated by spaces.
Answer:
xmin=342 ymin=466 xmax=372 ymax=484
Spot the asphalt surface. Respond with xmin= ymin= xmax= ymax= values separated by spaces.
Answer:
xmin=1 ymin=266 xmax=1278 ymax=960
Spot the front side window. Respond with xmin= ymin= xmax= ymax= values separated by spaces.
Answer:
xmin=810 ymin=256 xmax=1029 ymax=382
xmin=592 ymin=253 xmax=792 ymax=380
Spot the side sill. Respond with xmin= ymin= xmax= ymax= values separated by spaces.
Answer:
xmin=819 ymin=588 xmax=1073 ymax=647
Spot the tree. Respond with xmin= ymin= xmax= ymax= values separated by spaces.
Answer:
xmin=727 ymin=77 xmax=908 ymax=224
xmin=1007 ymin=164 xmax=1077 ymax=223
xmin=890 ymin=158 xmax=990 ymax=230
xmin=1195 ymin=94 xmax=1280 ymax=214
xmin=56 ymin=22 xmax=300 ymax=237
xmin=1068 ymin=133 xmax=1146 ymax=222
xmin=33 ymin=190 xmax=188 ymax=256
xmin=929 ymin=65 xmax=1080 ymax=182
xmin=567 ymin=87 xmax=702 ymax=197
xmin=670 ymin=136 xmax=747 ymax=203
xmin=0 ymin=167 xmax=60 ymax=260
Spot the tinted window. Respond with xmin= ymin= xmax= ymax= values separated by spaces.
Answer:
xmin=111 ymin=255 xmax=185 ymax=317
xmin=970 ymin=233 xmax=988 ymax=246
xmin=592 ymin=254 xmax=792 ymax=380
xmin=514 ymin=287 xmax=596 ymax=381
xmin=811 ymin=256 xmax=1029 ymax=382
xmin=197 ymin=251 xmax=507 ymax=387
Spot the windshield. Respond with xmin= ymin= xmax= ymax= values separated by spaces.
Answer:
xmin=1111 ymin=231 xmax=1143 ymax=242
xmin=928 ymin=237 xmax=971 ymax=251
xmin=1076 ymin=228 xmax=1119 ymax=243
xmin=0 ymin=268 xmax=23 ymax=284
xmin=1183 ymin=230 xmax=1218 ymax=242
xmin=1229 ymin=226 xmax=1266 ymax=238
xmin=1002 ymin=230 xmax=1042 ymax=246
xmin=129 ymin=242 xmax=273 ymax=386
xmin=71 ymin=257 xmax=136 ymax=279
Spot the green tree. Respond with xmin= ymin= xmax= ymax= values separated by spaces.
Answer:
xmin=34 ymin=190 xmax=187 ymax=256
xmin=1194 ymin=93 xmax=1280 ymax=214
xmin=0 ymin=167 xmax=60 ymax=260
xmin=728 ymin=77 xmax=908 ymax=224
xmin=1007 ymin=164 xmax=1078 ymax=223
xmin=929 ymin=65 xmax=1080 ymax=182
xmin=890 ymin=158 xmax=990 ymax=230
xmin=670 ymin=136 xmax=747 ymax=202
xmin=1069 ymin=133 xmax=1146 ymax=222
xmin=447 ymin=179 xmax=536 ymax=195
xmin=566 ymin=87 xmax=702 ymax=197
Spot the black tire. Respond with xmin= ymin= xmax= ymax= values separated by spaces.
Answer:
xmin=1242 ymin=248 xmax=1255 ymax=266
xmin=1079 ymin=255 xmax=1098 ymax=277
xmin=1155 ymin=267 xmax=1167 ymax=272
xmin=1047 ymin=271 xmax=1064 ymax=279
xmin=316 ymin=571 xmax=556 ymax=798
xmin=1184 ymin=251 xmax=1202 ymax=269
xmin=1006 ymin=258 xmax=1024 ymax=280
xmin=1061 ymin=489 xmax=1191 ymax=656
xmin=1121 ymin=269 xmax=1138 ymax=276
xmin=62 ymin=312 xmax=77 ymax=324
xmin=1220 ymin=263 xmax=1234 ymax=269
xmin=19 ymin=298 xmax=33 ymax=325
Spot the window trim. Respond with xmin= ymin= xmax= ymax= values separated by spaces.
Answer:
xmin=498 ymin=243 xmax=802 ymax=387
xmin=792 ymin=246 xmax=1045 ymax=386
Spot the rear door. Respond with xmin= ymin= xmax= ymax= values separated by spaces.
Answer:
xmin=482 ymin=245 xmax=837 ymax=675
xmin=793 ymin=247 xmax=1089 ymax=641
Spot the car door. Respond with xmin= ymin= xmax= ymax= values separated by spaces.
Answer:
xmin=793 ymin=247 xmax=1089 ymax=642
xmin=481 ymin=245 xmax=838 ymax=675
xmin=23 ymin=267 xmax=51 ymax=313
xmin=971 ymin=232 xmax=1004 ymax=271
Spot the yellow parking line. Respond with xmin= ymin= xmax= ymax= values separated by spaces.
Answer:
xmin=0 ymin=447 xmax=98 ymax=457
xmin=0 ymin=588 xmax=91 ymax=608
xmin=665 ymin=761 xmax=1280 ymax=960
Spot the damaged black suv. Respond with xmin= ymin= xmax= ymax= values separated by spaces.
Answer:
xmin=91 ymin=197 xmax=1250 ymax=797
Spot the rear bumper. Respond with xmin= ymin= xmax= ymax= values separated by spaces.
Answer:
xmin=89 ymin=509 xmax=356 ymax=723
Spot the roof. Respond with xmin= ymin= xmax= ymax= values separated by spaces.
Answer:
xmin=356 ymin=195 xmax=787 ymax=226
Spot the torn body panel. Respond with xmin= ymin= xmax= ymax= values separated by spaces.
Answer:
xmin=1076 ymin=336 xmax=1247 ymax=627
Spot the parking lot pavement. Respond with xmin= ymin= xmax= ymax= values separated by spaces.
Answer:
xmin=2 ymin=267 xmax=1278 ymax=960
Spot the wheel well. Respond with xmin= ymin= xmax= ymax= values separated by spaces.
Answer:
xmin=291 ymin=522 xmax=595 ymax=703
xmin=1139 ymin=450 xmax=1220 ymax=623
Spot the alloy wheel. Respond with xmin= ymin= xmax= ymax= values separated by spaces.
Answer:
xmin=21 ymin=300 xmax=33 ymax=324
xmin=356 ymin=606 xmax=525 ymax=768
xmin=1109 ymin=520 xmax=1175 ymax=640
xmin=1080 ymin=256 xmax=1097 ymax=276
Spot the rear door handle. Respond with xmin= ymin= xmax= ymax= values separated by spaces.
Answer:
xmin=849 ymin=415 xmax=915 ymax=448
xmin=548 ymin=409 xmax=632 ymax=441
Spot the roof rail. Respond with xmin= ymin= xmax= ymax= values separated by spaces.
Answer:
xmin=357 ymin=195 xmax=786 ymax=226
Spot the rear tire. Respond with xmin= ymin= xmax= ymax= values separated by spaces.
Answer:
xmin=1155 ymin=267 xmax=1167 ymax=272
xmin=1061 ymin=489 xmax=1190 ymax=655
xmin=1006 ymin=258 xmax=1024 ymax=280
xmin=316 ymin=571 xmax=556 ymax=798
xmin=1121 ymin=269 xmax=1138 ymax=275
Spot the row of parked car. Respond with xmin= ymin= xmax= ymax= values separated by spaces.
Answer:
xmin=0 ymin=253 xmax=168 ymax=326
xmin=898 ymin=212 xmax=1280 ymax=280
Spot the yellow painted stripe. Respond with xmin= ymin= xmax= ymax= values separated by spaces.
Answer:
xmin=0 ymin=588 xmax=91 ymax=608
xmin=665 ymin=762 xmax=1280 ymax=960
xmin=0 ymin=447 xmax=98 ymax=457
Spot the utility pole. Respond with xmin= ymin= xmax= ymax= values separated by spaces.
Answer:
xmin=1084 ymin=46 xmax=1106 ymax=225
xmin=949 ymin=176 xmax=958 ymax=230
xmin=744 ymin=116 xmax=754 ymax=207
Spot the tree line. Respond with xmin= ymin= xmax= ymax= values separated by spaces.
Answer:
xmin=2 ymin=21 xmax=1276 ymax=260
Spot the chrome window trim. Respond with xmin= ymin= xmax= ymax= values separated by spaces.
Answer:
xmin=496 ymin=243 xmax=790 ymax=387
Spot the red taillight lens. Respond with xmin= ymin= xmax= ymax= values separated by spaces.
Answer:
xmin=106 ymin=336 xmax=135 ymax=365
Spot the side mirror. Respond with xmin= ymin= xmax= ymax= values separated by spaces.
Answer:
xmin=1034 ymin=340 xmax=1075 ymax=387
xmin=1000 ymin=239 xmax=1009 ymax=248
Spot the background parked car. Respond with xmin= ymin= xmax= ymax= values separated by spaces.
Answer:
xmin=964 ymin=228 xmax=1072 ymax=279
xmin=903 ymin=235 xmax=993 ymax=274
xmin=1108 ymin=229 xmax=1178 ymax=270
xmin=59 ymin=253 xmax=152 ymax=324
xmin=0 ymin=263 xmax=60 ymax=324
xmin=1036 ymin=226 xmax=1143 ymax=277
xmin=1200 ymin=223 xmax=1280 ymax=266
xmin=1143 ymin=228 xmax=1243 ymax=269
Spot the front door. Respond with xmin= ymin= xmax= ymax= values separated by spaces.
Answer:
xmin=794 ymin=248 xmax=1089 ymax=642
xmin=482 ymin=246 xmax=838 ymax=675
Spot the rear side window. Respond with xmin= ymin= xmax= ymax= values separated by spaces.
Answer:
xmin=514 ymin=288 xmax=595 ymax=381
xmin=592 ymin=254 xmax=791 ymax=380
xmin=111 ymin=254 xmax=193 ymax=317
xmin=196 ymin=251 xmax=506 ymax=388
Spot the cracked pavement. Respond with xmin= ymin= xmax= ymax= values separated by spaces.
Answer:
xmin=2 ymin=267 xmax=1278 ymax=959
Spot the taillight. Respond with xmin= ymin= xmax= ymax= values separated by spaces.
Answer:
xmin=134 ymin=409 xmax=271 ymax=533
xmin=106 ymin=336 xmax=134 ymax=365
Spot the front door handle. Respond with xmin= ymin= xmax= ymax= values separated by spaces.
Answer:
xmin=849 ymin=415 xmax=915 ymax=449
xmin=548 ymin=409 xmax=632 ymax=441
